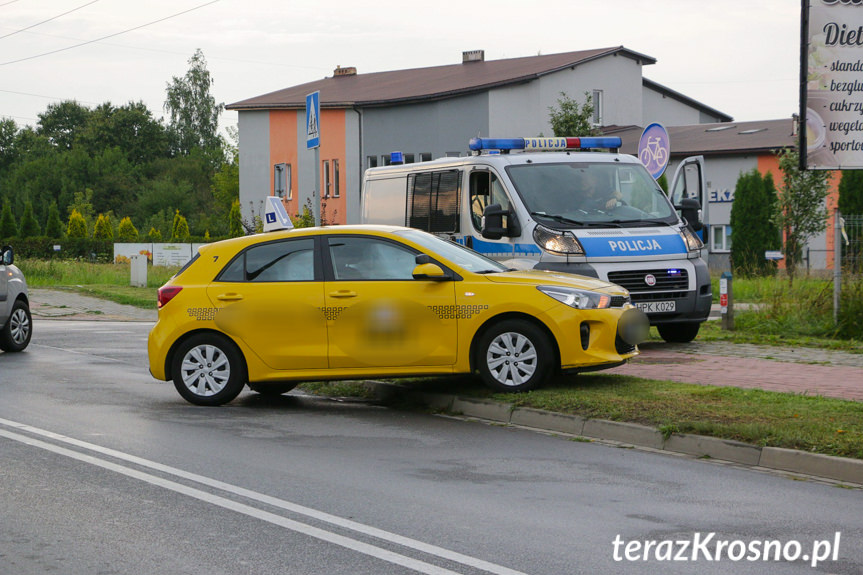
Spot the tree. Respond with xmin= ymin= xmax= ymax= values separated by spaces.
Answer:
xmin=170 ymin=210 xmax=190 ymax=241
xmin=0 ymin=202 xmax=17 ymax=238
xmin=148 ymin=227 xmax=162 ymax=241
xmin=37 ymin=100 xmax=91 ymax=150
xmin=45 ymin=201 xmax=64 ymax=238
xmin=19 ymin=201 xmax=41 ymax=238
xmin=93 ymin=213 xmax=114 ymax=239
xmin=730 ymin=170 xmax=780 ymax=276
xmin=774 ymin=148 xmax=831 ymax=283
xmin=228 ymin=199 xmax=243 ymax=237
xmin=548 ymin=92 xmax=596 ymax=137
xmin=838 ymin=170 xmax=863 ymax=215
xmin=67 ymin=209 xmax=88 ymax=238
xmin=164 ymin=49 xmax=224 ymax=155
xmin=117 ymin=217 xmax=139 ymax=242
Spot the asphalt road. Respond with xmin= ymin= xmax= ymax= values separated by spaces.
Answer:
xmin=0 ymin=319 xmax=861 ymax=575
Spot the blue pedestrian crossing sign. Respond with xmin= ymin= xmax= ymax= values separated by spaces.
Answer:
xmin=306 ymin=91 xmax=320 ymax=149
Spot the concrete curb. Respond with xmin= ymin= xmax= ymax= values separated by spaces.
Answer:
xmin=365 ymin=382 xmax=863 ymax=486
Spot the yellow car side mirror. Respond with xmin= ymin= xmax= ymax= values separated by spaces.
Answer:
xmin=412 ymin=263 xmax=448 ymax=281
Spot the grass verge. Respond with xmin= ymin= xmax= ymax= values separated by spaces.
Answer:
xmin=20 ymin=258 xmax=180 ymax=309
xmin=301 ymin=374 xmax=863 ymax=461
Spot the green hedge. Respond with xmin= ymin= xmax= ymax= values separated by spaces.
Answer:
xmin=0 ymin=236 xmax=115 ymax=262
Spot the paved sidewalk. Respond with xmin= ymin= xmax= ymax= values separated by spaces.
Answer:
xmin=608 ymin=341 xmax=863 ymax=402
xmin=26 ymin=288 xmax=863 ymax=401
xmin=29 ymin=288 xmax=157 ymax=322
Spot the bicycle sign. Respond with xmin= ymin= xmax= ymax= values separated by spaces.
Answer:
xmin=638 ymin=122 xmax=670 ymax=179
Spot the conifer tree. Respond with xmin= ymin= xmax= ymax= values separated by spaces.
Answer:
xmin=19 ymin=201 xmax=41 ymax=238
xmin=117 ymin=217 xmax=139 ymax=242
xmin=0 ymin=203 xmax=17 ymax=238
xmin=45 ymin=201 xmax=64 ymax=238
xmin=67 ymin=209 xmax=88 ymax=238
xmin=93 ymin=213 xmax=114 ymax=239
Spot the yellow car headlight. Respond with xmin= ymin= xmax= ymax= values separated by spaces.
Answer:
xmin=537 ymin=285 xmax=611 ymax=309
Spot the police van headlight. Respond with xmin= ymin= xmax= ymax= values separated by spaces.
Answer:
xmin=533 ymin=224 xmax=584 ymax=255
xmin=537 ymin=285 xmax=611 ymax=309
xmin=679 ymin=226 xmax=704 ymax=254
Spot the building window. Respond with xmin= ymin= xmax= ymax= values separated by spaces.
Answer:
xmin=591 ymin=89 xmax=603 ymax=126
xmin=711 ymin=224 xmax=732 ymax=252
xmin=274 ymin=163 xmax=291 ymax=199
xmin=403 ymin=153 xmax=415 ymax=164
xmin=333 ymin=159 xmax=340 ymax=198
xmin=445 ymin=151 xmax=460 ymax=158
xmin=381 ymin=155 xmax=391 ymax=166
xmin=367 ymin=155 xmax=378 ymax=169
xmin=419 ymin=153 xmax=432 ymax=162
xmin=322 ymin=160 xmax=331 ymax=198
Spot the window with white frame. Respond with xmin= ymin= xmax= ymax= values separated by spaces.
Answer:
xmin=591 ymin=90 xmax=603 ymax=127
xmin=367 ymin=155 xmax=378 ymax=169
xmin=711 ymin=224 xmax=732 ymax=252
xmin=274 ymin=163 xmax=291 ymax=199
xmin=333 ymin=159 xmax=340 ymax=198
xmin=322 ymin=160 xmax=331 ymax=198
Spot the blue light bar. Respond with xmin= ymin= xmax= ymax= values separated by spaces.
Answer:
xmin=390 ymin=151 xmax=404 ymax=165
xmin=469 ymin=136 xmax=622 ymax=152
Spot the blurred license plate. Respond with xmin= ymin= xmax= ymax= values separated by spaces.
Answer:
xmin=636 ymin=301 xmax=676 ymax=313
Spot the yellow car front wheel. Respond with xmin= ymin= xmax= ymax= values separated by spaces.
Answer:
xmin=477 ymin=319 xmax=552 ymax=393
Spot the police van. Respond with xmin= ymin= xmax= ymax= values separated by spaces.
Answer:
xmin=360 ymin=136 xmax=711 ymax=343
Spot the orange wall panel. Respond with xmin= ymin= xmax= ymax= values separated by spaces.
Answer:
xmin=319 ymin=109 xmax=347 ymax=224
xmin=269 ymin=111 xmax=298 ymax=216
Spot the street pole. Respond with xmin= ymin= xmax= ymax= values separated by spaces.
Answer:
xmin=834 ymin=209 xmax=842 ymax=326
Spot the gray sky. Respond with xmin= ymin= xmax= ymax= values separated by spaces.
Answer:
xmin=0 ymin=0 xmax=800 ymax=135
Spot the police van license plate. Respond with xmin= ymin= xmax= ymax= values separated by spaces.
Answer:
xmin=636 ymin=301 xmax=676 ymax=313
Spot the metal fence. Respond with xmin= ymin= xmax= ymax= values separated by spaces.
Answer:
xmin=841 ymin=214 xmax=863 ymax=275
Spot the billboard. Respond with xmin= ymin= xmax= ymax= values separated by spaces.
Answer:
xmin=803 ymin=0 xmax=863 ymax=169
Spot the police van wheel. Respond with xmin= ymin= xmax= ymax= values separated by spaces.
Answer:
xmin=477 ymin=320 xmax=552 ymax=393
xmin=657 ymin=322 xmax=701 ymax=343
xmin=172 ymin=334 xmax=246 ymax=406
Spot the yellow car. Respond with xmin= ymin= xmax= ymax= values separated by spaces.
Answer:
xmin=147 ymin=225 xmax=648 ymax=405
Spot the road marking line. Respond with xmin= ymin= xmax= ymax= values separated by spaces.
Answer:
xmin=0 ymin=418 xmax=528 ymax=575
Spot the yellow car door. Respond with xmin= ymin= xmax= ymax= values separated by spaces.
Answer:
xmin=324 ymin=235 xmax=458 ymax=369
xmin=206 ymin=237 xmax=328 ymax=370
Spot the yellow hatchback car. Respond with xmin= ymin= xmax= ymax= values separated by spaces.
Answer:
xmin=148 ymin=225 xmax=648 ymax=405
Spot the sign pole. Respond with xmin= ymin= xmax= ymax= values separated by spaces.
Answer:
xmin=306 ymin=91 xmax=321 ymax=226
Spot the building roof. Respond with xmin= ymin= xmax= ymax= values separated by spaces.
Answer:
xmin=227 ymin=47 xmax=657 ymax=111
xmin=642 ymin=78 xmax=733 ymax=123
xmin=608 ymin=118 xmax=798 ymax=157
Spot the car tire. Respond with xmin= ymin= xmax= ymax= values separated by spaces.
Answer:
xmin=0 ymin=299 xmax=32 ymax=352
xmin=476 ymin=319 xmax=553 ymax=393
xmin=172 ymin=333 xmax=246 ymax=406
xmin=248 ymin=383 xmax=298 ymax=396
xmin=657 ymin=321 xmax=701 ymax=343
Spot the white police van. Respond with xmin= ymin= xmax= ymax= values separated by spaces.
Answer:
xmin=361 ymin=136 xmax=711 ymax=342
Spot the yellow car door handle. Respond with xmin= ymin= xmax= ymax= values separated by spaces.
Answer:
xmin=329 ymin=290 xmax=357 ymax=298
xmin=216 ymin=293 xmax=244 ymax=301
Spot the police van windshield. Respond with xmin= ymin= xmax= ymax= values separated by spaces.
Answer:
xmin=505 ymin=162 xmax=677 ymax=228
